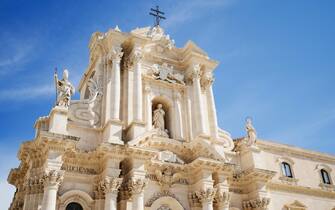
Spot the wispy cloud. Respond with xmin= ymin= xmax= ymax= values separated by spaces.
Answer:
xmin=0 ymin=33 xmax=36 ymax=75
xmin=165 ymin=0 xmax=237 ymax=29
xmin=0 ymin=84 xmax=54 ymax=101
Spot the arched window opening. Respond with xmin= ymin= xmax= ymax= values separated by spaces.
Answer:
xmin=281 ymin=162 xmax=293 ymax=178
xmin=321 ymin=169 xmax=331 ymax=184
xmin=66 ymin=202 xmax=83 ymax=210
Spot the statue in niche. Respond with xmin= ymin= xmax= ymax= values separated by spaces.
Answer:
xmin=54 ymin=69 xmax=75 ymax=108
xmin=153 ymin=104 xmax=169 ymax=137
xmin=245 ymin=117 xmax=257 ymax=146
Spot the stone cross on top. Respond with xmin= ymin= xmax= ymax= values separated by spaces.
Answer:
xmin=149 ymin=5 xmax=166 ymax=26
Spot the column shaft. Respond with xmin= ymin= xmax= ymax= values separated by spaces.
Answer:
xmin=111 ymin=59 xmax=121 ymax=120
xmin=206 ymin=85 xmax=219 ymax=138
xmin=133 ymin=62 xmax=143 ymax=122
xmin=132 ymin=192 xmax=144 ymax=210
xmin=41 ymin=186 xmax=58 ymax=210
xmin=193 ymin=77 xmax=205 ymax=135
xmin=104 ymin=192 xmax=117 ymax=210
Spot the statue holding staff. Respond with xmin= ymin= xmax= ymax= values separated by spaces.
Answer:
xmin=54 ymin=69 xmax=75 ymax=108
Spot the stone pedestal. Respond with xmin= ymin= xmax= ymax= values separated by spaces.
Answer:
xmin=102 ymin=120 xmax=124 ymax=144
xmin=126 ymin=121 xmax=146 ymax=140
xmin=48 ymin=106 xmax=68 ymax=135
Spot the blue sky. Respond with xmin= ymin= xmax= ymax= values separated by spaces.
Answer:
xmin=1 ymin=0 xmax=334 ymax=208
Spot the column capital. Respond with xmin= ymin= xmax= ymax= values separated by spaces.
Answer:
xmin=191 ymin=64 xmax=202 ymax=80
xmin=100 ymin=176 xmax=123 ymax=194
xmin=196 ymin=188 xmax=216 ymax=203
xmin=131 ymin=47 xmax=143 ymax=64
xmin=108 ymin=46 xmax=124 ymax=63
xmin=127 ymin=178 xmax=147 ymax=195
xmin=242 ymin=197 xmax=270 ymax=210
xmin=201 ymin=71 xmax=214 ymax=90
xmin=215 ymin=189 xmax=230 ymax=207
xmin=43 ymin=170 xmax=64 ymax=188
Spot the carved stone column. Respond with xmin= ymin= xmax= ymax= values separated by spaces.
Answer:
xmin=108 ymin=46 xmax=123 ymax=120
xmin=100 ymin=177 xmax=123 ymax=210
xmin=127 ymin=178 xmax=147 ymax=210
xmin=133 ymin=47 xmax=143 ymax=122
xmin=196 ymin=188 xmax=216 ymax=210
xmin=202 ymin=71 xmax=219 ymax=139
xmin=40 ymin=170 xmax=64 ymax=210
xmin=103 ymin=46 xmax=124 ymax=144
xmin=173 ymin=92 xmax=184 ymax=140
xmin=191 ymin=64 xmax=206 ymax=136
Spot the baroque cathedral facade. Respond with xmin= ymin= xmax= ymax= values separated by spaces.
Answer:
xmin=7 ymin=24 xmax=335 ymax=210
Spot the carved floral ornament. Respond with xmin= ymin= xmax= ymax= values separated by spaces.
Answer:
xmin=242 ymin=197 xmax=270 ymax=210
xmin=126 ymin=178 xmax=148 ymax=195
xmin=99 ymin=176 xmax=123 ymax=194
xmin=43 ymin=170 xmax=64 ymax=187
xmin=195 ymin=188 xmax=216 ymax=203
xmin=107 ymin=46 xmax=124 ymax=63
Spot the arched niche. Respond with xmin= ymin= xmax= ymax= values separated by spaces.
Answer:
xmin=149 ymin=196 xmax=184 ymax=210
xmin=151 ymin=95 xmax=174 ymax=138
xmin=58 ymin=190 xmax=94 ymax=210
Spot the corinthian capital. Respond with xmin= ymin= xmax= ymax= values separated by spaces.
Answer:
xmin=215 ymin=189 xmax=230 ymax=207
xmin=131 ymin=47 xmax=143 ymax=64
xmin=100 ymin=176 xmax=123 ymax=194
xmin=108 ymin=46 xmax=124 ymax=63
xmin=196 ymin=188 xmax=216 ymax=203
xmin=201 ymin=71 xmax=214 ymax=89
xmin=43 ymin=170 xmax=64 ymax=187
xmin=191 ymin=64 xmax=201 ymax=80
xmin=127 ymin=178 xmax=147 ymax=195
xmin=242 ymin=197 xmax=270 ymax=210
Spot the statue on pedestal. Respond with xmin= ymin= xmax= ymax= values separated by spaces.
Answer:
xmin=153 ymin=104 xmax=169 ymax=137
xmin=245 ymin=117 xmax=257 ymax=146
xmin=54 ymin=69 xmax=75 ymax=108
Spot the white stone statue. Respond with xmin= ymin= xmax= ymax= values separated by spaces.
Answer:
xmin=153 ymin=104 xmax=169 ymax=137
xmin=54 ymin=69 xmax=75 ymax=108
xmin=245 ymin=117 xmax=257 ymax=146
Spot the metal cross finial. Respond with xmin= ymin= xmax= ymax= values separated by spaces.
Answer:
xmin=149 ymin=5 xmax=166 ymax=26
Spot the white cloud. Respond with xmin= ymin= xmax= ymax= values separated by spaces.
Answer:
xmin=0 ymin=180 xmax=15 ymax=209
xmin=0 ymin=84 xmax=54 ymax=101
xmin=165 ymin=0 xmax=237 ymax=29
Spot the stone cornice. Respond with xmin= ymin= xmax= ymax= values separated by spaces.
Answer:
xmin=256 ymin=140 xmax=335 ymax=164
xmin=267 ymin=182 xmax=335 ymax=199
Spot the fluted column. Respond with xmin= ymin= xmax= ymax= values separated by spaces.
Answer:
xmin=100 ymin=177 xmax=123 ymax=210
xmin=127 ymin=178 xmax=147 ymax=210
xmin=202 ymin=72 xmax=219 ymax=139
xmin=41 ymin=170 xmax=64 ymax=210
xmin=108 ymin=46 xmax=123 ymax=120
xmin=132 ymin=47 xmax=143 ymax=122
xmin=196 ymin=188 xmax=216 ymax=210
xmin=173 ymin=92 xmax=183 ymax=140
xmin=191 ymin=64 xmax=206 ymax=135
